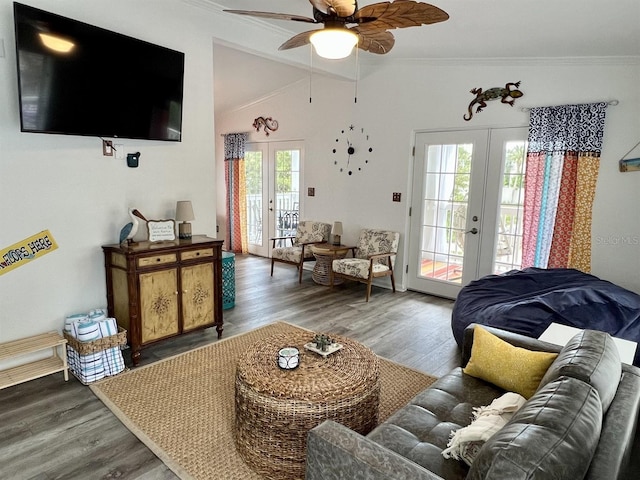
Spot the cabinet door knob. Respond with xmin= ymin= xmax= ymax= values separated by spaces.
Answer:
xmin=174 ymin=291 xmax=179 ymax=295
xmin=182 ymin=290 xmax=188 ymax=294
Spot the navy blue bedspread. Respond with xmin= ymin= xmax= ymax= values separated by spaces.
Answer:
xmin=451 ymin=268 xmax=640 ymax=366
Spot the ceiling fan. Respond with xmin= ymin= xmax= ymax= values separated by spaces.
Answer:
xmin=224 ymin=0 xmax=449 ymax=59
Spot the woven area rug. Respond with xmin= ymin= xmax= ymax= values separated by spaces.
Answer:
xmin=90 ymin=321 xmax=437 ymax=480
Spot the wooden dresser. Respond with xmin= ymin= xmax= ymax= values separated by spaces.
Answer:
xmin=102 ymin=235 xmax=224 ymax=365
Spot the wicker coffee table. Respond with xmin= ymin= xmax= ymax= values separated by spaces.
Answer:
xmin=234 ymin=331 xmax=380 ymax=480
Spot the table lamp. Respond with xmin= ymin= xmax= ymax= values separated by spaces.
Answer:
xmin=176 ymin=201 xmax=195 ymax=239
xmin=332 ymin=221 xmax=343 ymax=246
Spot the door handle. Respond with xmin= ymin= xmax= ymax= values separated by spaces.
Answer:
xmin=466 ymin=228 xmax=479 ymax=234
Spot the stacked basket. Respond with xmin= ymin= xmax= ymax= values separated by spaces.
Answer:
xmin=63 ymin=309 xmax=127 ymax=384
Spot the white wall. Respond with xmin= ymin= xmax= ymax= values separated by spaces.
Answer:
xmin=216 ymin=58 xmax=640 ymax=293
xmin=0 ymin=0 xmax=219 ymax=352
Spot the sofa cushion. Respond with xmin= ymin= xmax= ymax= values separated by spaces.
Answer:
xmin=539 ymin=329 xmax=621 ymax=412
xmin=467 ymin=376 xmax=602 ymax=480
xmin=463 ymin=326 xmax=558 ymax=398
xmin=366 ymin=367 xmax=505 ymax=479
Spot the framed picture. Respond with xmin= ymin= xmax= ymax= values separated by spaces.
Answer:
xmin=619 ymin=158 xmax=640 ymax=172
xmin=147 ymin=219 xmax=176 ymax=242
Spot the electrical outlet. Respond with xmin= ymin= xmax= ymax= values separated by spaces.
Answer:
xmin=308 ymin=187 xmax=315 ymax=197
xmin=392 ymin=192 xmax=401 ymax=202
xmin=114 ymin=144 xmax=124 ymax=159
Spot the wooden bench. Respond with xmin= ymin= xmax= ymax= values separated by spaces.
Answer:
xmin=0 ymin=332 xmax=69 ymax=389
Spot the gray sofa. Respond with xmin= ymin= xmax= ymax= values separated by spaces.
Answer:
xmin=306 ymin=325 xmax=640 ymax=480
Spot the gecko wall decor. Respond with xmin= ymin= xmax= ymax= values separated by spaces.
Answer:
xmin=463 ymin=81 xmax=524 ymax=121
xmin=253 ymin=116 xmax=279 ymax=136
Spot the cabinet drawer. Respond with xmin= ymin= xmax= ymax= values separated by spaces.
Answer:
xmin=181 ymin=248 xmax=214 ymax=261
xmin=137 ymin=253 xmax=177 ymax=267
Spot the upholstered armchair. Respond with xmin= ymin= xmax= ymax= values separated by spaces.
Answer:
xmin=331 ymin=229 xmax=400 ymax=301
xmin=271 ymin=220 xmax=331 ymax=283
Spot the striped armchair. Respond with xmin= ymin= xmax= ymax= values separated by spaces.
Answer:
xmin=271 ymin=220 xmax=331 ymax=283
xmin=331 ymin=229 xmax=400 ymax=301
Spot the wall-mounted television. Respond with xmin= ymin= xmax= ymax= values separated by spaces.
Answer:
xmin=13 ymin=2 xmax=185 ymax=142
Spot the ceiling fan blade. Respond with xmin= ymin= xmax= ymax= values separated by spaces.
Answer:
xmin=224 ymin=10 xmax=317 ymax=24
xmin=354 ymin=1 xmax=449 ymax=30
xmin=278 ymin=30 xmax=316 ymax=51
xmin=352 ymin=28 xmax=395 ymax=54
xmin=309 ymin=0 xmax=358 ymax=17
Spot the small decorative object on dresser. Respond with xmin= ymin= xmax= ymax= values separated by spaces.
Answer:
xmin=119 ymin=208 xmax=147 ymax=244
xmin=147 ymin=219 xmax=176 ymax=242
xmin=175 ymin=200 xmax=195 ymax=239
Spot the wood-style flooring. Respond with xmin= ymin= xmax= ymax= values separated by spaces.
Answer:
xmin=0 ymin=255 xmax=459 ymax=479
xmin=3 ymin=254 xmax=638 ymax=479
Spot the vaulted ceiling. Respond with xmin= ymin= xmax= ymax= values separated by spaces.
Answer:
xmin=206 ymin=0 xmax=640 ymax=114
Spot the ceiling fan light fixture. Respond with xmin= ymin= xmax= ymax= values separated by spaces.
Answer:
xmin=310 ymin=28 xmax=358 ymax=59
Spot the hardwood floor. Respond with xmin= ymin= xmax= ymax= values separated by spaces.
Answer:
xmin=9 ymin=254 xmax=638 ymax=479
xmin=0 ymin=254 xmax=459 ymax=479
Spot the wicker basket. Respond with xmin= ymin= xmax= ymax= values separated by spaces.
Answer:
xmin=63 ymin=327 xmax=127 ymax=355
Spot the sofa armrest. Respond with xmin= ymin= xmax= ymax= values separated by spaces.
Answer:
xmin=306 ymin=420 xmax=444 ymax=480
xmin=586 ymin=365 xmax=640 ymax=480
xmin=461 ymin=323 xmax=562 ymax=367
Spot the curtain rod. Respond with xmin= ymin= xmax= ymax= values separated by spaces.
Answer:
xmin=520 ymin=99 xmax=619 ymax=112
xmin=220 ymin=132 xmax=251 ymax=137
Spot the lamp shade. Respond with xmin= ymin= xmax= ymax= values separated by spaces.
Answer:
xmin=309 ymin=28 xmax=358 ymax=60
xmin=175 ymin=201 xmax=195 ymax=221
xmin=331 ymin=221 xmax=343 ymax=236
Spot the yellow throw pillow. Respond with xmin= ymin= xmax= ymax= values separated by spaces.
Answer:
xmin=463 ymin=326 xmax=558 ymax=399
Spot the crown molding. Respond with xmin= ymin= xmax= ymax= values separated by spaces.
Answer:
xmin=360 ymin=55 xmax=640 ymax=68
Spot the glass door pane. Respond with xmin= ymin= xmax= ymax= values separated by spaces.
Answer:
xmin=244 ymin=141 xmax=303 ymax=256
xmin=245 ymin=150 xmax=264 ymax=251
xmin=407 ymin=129 xmax=488 ymax=299
xmin=492 ymin=138 xmax=527 ymax=274
xmin=274 ymin=148 xmax=300 ymax=239
xmin=419 ymin=143 xmax=471 ymax=284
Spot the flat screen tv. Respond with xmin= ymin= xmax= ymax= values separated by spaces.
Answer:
xmin=13 ymin=2 xmax=184 ymax=141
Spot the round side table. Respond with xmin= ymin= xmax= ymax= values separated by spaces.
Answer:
xmin=234 ymin=331 xmax=380 ymax=480
xmin=310 ymin=243 xmax=351 ymax=285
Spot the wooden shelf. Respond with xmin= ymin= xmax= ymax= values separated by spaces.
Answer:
xmin=0 ymin=332 xmax=69 ymax=390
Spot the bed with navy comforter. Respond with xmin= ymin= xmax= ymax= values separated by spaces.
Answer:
xmin=451 ymin=267 xmax=640 ymax=366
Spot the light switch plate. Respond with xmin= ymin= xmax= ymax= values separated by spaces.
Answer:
xmin=308 ymin=187 xmax=315 ymax=197
xmin=392 ymin=192 xmax=401 ymax=202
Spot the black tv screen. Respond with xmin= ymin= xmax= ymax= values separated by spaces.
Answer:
xmin=13 ymin=2 xmax=184 ymax=141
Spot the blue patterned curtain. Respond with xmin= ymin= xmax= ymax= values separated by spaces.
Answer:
xmin=224 ymin=133 xmax=248 ymax=253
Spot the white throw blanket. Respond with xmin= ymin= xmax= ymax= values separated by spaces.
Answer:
xmin=442 ymin=392 xmax=527 ymax=466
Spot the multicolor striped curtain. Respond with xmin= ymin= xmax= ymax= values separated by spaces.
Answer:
xmin=224 ymin=133 xmax=248 ymax=253
xmin=522 ymin=102 xmax=608 ymax=272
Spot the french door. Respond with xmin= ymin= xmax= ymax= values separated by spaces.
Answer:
xmin=407 ymin=127 xmax=527 ymax=298
xmin=244 ymin=141 xmax=303 ymax=257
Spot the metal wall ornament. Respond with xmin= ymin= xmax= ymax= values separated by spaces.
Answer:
xmin=463 ymin=81 xmax=524 ymax=121
xmin=253 ymin=116 xmax=279 ymax=136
